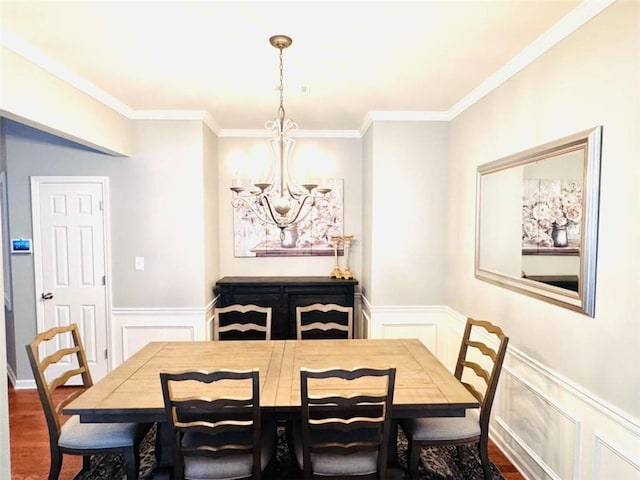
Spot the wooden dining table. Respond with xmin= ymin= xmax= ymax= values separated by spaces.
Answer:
xmin=64 ymin=338 xmax=478 ymax=471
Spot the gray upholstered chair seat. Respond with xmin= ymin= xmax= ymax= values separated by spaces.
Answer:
xmin=402 ymin=411 xmax=481 ymax=442
xmin=291 ymin=424 xmax=378 ymax=476
xmin=58 ymin=415 xmax=147 ymax=450
xmin=181 ymin=421 xmax=276 ymax=480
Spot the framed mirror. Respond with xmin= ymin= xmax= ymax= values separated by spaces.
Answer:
xmin=475 ymin=126 xmax=602 ymax=317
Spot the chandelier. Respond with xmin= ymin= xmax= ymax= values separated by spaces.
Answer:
xmin=230 ymin=35 xmax=331 ymax=239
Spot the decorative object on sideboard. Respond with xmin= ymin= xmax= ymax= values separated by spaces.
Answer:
xmin=229 ymin=34 xmax=333 ymax=239
xmin=328 ymin=235 xmax=355 ymax=280
xmin=340 ymin=235 xmax=355 ymax=280
xmin=330 ymin=235 xmax=343 ymax=278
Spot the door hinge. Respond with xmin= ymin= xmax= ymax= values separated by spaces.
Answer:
xmin=102 ymin=275 xmax=106 ymax=286
xmin=99 ymin=200 xmax=103 ymax=211
xmin=104 ymin=349 xmax=108 ymax=359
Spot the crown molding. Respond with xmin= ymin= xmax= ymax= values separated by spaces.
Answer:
xmin=1 ymin=0 xmax=616 ymax=137
xmin=360 ymin=110 xmax=451 ymax=136
xmin=447 ymin=0 xmax=617 ymax=119
xmin=130 ymin=109 xmax=221 ymax=134
xmin=0 ymin=26 xmax=134 ymax=118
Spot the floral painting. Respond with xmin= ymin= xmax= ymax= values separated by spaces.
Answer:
xmin=233 ymin=179 xmax=343 ymax=257
xmin=522 ymin=179 xmax=582 ymax=248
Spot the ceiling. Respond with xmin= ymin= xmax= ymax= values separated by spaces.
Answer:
xmin=1 ymin=0 xmax=585 ymax=132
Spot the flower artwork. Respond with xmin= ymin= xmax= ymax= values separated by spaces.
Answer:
xmin=522 ymin=179 xmax=582 ymax=248
xmin=233 ymin=178 xmax=344 ymax=257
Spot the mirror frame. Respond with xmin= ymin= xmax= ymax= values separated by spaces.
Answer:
xmin=475 ymin=126 xmax=602 ymax=317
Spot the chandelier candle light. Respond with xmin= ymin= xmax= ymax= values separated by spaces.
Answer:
xmin=230 ymin=35 xmax=331 ymax=240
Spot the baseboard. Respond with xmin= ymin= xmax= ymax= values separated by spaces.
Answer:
xmin=9 ymin=362 xmax=35 ymax=389
xmin=363 ymin=300 xmax=640 ymax=480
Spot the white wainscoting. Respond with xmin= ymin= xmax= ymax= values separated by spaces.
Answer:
xmin=110 ymin=302 xmax=214 ymax=367
xmin=363 ymin=297 xmax=640 ymax=480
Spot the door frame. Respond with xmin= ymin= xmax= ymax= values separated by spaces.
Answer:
xmin=30 ymin=175 xmax=114 ymax=370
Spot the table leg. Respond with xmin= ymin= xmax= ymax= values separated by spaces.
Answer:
xmin=155 ymin=421 xmax=174 ymax=468
xmin=387 ymin=419 xmax=399 ymax=464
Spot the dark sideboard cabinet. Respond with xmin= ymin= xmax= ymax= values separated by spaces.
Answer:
xmin=214 ymin=276 xmax=358 ymax=340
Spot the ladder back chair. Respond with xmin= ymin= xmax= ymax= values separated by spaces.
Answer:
xmin=400 ymin=318 xmax=509 ymax=480
xmin=213 ymin=304 xmax=272 ymax=340
xmin=25 ymin=323 xmax=150 ymax=480
xmin=293 ymin=366 xmax=396 ymax=480
xmin=296 ymin=303 xmax=353 ymax=339
xmin=159 ymin=369 xmax=276 ymax=480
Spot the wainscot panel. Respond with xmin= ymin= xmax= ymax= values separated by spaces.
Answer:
xmin=110 ymin=305 xmax=210 ymax=366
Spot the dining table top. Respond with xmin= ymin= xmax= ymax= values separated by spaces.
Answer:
xmin=64 ymin=338 xmax=478 ymax=423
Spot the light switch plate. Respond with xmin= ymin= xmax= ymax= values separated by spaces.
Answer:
xmin=134 ymin=256 xmax=145 ymax=271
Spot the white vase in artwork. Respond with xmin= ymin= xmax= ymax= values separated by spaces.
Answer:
xmin=551 ymin=224 xmax=568 ymax=247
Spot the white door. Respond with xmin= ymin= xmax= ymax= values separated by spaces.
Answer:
xmin=31 ymin=177 xmax=111 ymax=381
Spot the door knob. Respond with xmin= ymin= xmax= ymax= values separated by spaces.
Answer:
xmin=41 ymin=292 xmax=54 ymax=300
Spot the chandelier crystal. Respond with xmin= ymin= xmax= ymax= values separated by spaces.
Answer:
xmin=230 ymin=35 xmax=331 ymax=239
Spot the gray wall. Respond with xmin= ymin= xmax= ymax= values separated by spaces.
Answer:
xmin=4 ymin=119 xmax=118 ymax=378
xmin=115 ymin=120 xmax=206 ymax=308
xmin=3 ymin=118 xmax=212 ymax=379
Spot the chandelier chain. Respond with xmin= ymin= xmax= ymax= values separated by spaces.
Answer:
xmin=278 ymin=46 xmax=285 ymax=122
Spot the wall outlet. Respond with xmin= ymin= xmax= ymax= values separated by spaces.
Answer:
xmin=134 ymin=256 xmax=145 ymax=271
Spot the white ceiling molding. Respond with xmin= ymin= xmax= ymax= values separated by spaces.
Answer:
xmin=131 ymin=110 xmax=220 ymax=135
xmin=360 ymin=111 xmax=451 ymax=136
xmin=202 ymin=112 xmax=221 ymax=135
xmin=447 ymin=0 xmax=617 ymax=119
xmin=0 ymin=26 xmax=134 ymax=118
xmin=1 ymin=0 xmax=615 ymax=139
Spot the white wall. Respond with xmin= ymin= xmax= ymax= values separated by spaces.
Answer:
xmin=446 ymin=0 xmax=639 ymax=424
xmin=364 ymin=121 xmax=449 ymax=305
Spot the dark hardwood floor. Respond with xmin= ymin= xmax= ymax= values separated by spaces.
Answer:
xmin=8 ymin=382 xmax=525 ymax=479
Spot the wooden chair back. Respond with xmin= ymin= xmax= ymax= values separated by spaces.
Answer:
xmin=300 ymin=367 xmax=396 ymax=480
xmin=160 ymin=369 xmax=262 ymax=480
xmin=213 ymin=304 xmax=272 ymax=340
xmin=296 ymin=303 xmax=353 ymax=339
xmin=25 ymin=323 xmax=93 ymax=445
xmin=455 ymin=318 xmax=509 ymax=431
